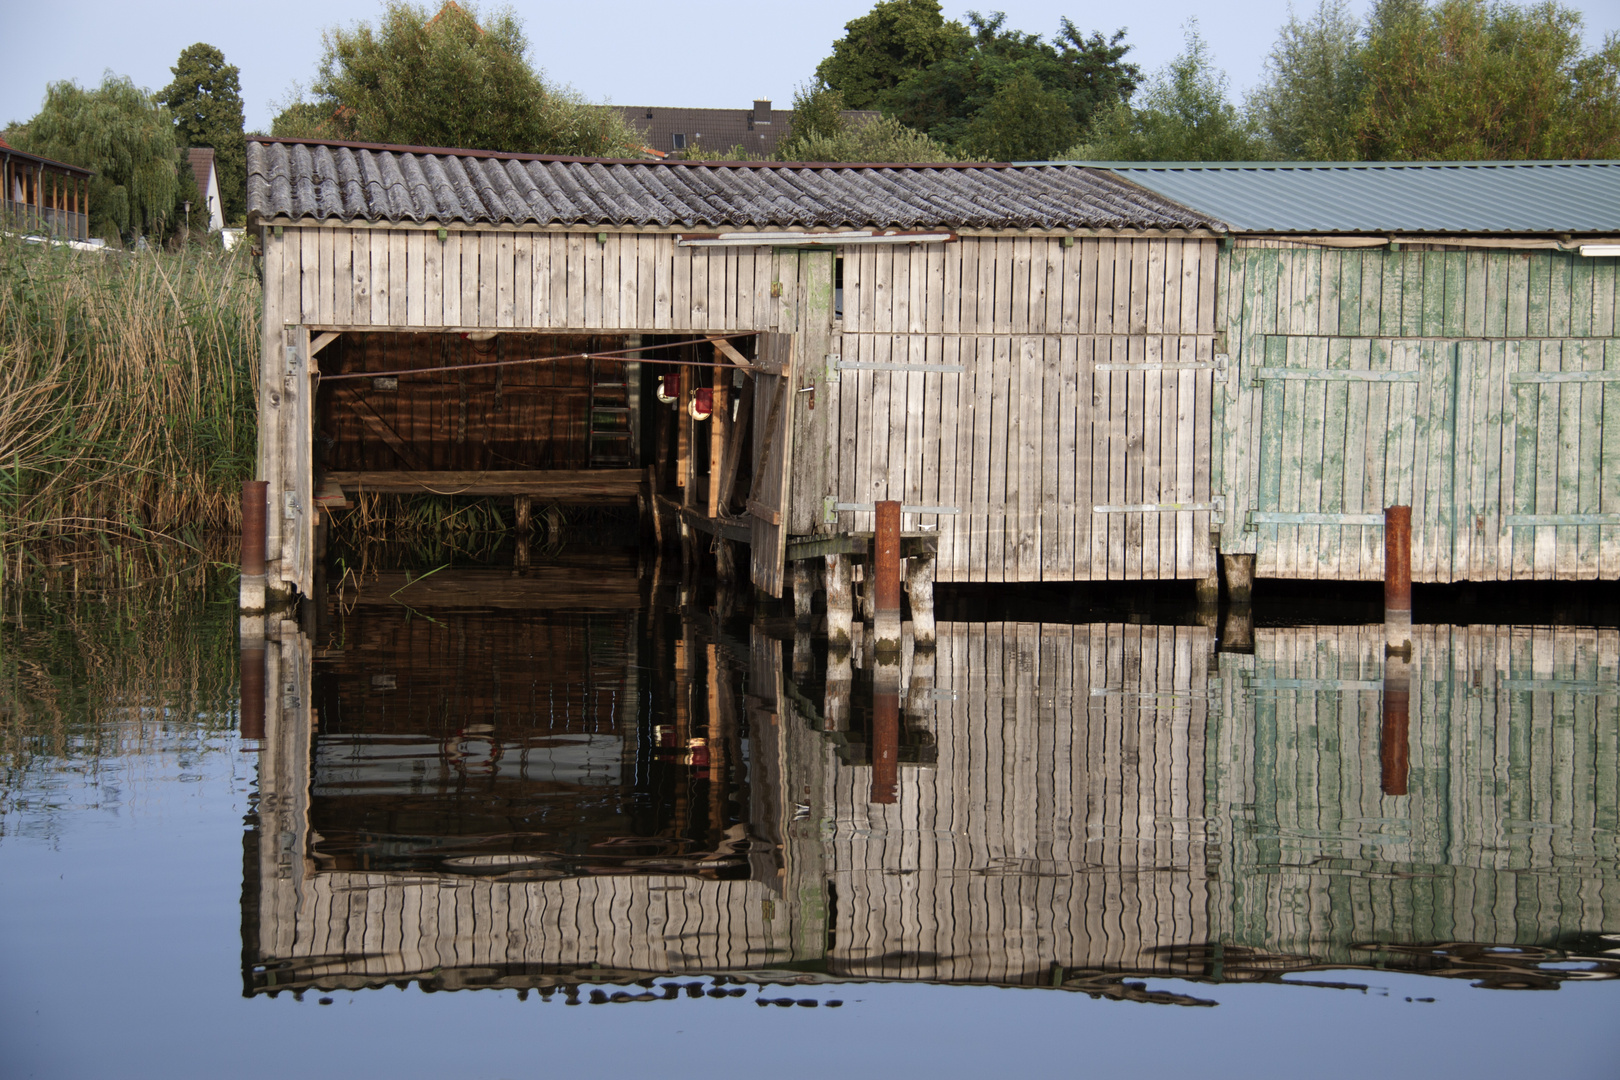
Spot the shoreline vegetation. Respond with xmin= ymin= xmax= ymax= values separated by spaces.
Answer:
xmin=0 ymin=234 xmax=258 ymax=577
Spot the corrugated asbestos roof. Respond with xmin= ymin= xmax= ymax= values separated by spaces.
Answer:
xmin=246 ymin=137 xmax=1216 ymax=231
xmin=1082 ymin=161 xmax=1620 ymax=234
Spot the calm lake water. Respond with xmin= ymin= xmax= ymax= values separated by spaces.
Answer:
xmin=3 ymin=558 xmax=1619 ymax=1079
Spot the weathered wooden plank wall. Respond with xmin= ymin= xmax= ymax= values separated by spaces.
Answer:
xmin=833 ymin=237 xmax=1220 ymax=582
xmin=261 ymin=226 xmax=1221 ymax=587
xmin=1208 ymin=624 xmax=1620 ymax=964
xmin=811 ymin=621 xmax=1214 ymax=983
xmin=1218 ymin=243 xmax=1620 ymax=580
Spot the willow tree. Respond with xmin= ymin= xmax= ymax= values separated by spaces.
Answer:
xmin=15 ymin=74 xmax=182 ymax=243
xmin=272 ymin=1 xmax=639 ymax=157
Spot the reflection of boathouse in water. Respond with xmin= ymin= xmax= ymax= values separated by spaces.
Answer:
xmin=243 ymin=572 xmax=1620 ymax=998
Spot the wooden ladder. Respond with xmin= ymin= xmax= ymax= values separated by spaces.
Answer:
xmin=587 ymin=355 xmax=635 ymax=468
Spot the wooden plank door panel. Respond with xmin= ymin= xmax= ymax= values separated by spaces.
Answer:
xmin=749 ymin=332 xmax=795 ymax=596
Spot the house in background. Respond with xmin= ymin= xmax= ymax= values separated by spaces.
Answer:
xmin=186 ymin=147 xmax=225 ymax=232
xmin=613 ymin=99 xmax=878 ymax=159
xmin=1 ymin=134 xmax=92 ymax=241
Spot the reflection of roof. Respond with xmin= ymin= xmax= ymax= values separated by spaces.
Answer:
xmin=246 ymin=137 xmax=1218 ymax=231
xmin=1064 ymin=160 xmax=1620 ymax=235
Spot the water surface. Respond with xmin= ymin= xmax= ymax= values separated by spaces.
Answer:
xmin=3 ymin=567 xmax=1619 ymax=1078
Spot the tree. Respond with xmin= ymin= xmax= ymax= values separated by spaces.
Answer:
xmin=1073 ymin=24 xmax=1272 ymax=161
xmin=159 ymin=43 xmax=247 ymax=224
xmin=273 ymin=1 xmax=640 ymax=157
xmin=1250 ymin=0 xmax=1365 ymax=159
xmin=815 ymin=4 xmax=1138 ymax=160
xmin=1356 ymin=0 xmax=1620 ymax=159
xmin=815 ymin=0 xmax=969 ymax=110
xmin=13 ymin=73 xmax=183 ymax=243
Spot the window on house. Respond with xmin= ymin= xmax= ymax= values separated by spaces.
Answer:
xmin=672 ymin=133 xmax=686 ymax=150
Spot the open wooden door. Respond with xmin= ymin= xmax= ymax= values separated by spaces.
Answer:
xmin=748 ymin=332 xmax=795 ymax=596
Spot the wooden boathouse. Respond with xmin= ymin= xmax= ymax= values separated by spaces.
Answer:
xmin=244 ymin=137 xmax=1224 ymax=605
xmin=1098 ymin=162 xmax=1620 ymax=584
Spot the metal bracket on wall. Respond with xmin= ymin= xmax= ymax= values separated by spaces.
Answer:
xmin=823 ymin=498 xmax=960 ymax=525
xmin=1245 ymin=510 xmax=1385 ymax=532
xmin=825 ymin=354 xmax=964 ymax=380
xmin=1093 ymin=495 xmax=1225 ymax=525
xmin=1096 ymin=355 xmax=1227 ymax=381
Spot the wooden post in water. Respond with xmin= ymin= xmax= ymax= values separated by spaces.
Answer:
xmin=1381 ymin=651 xmax=1411 ymax=796
xmin=240 ymin=480 xmax=268 ymax=612
xmin=1385 ymin=505 xmax=1412 ymax=654
xmin=791 ymin=560 xmax=816 ymax=624
xmin=873 ymin=501 xmax=902 ymax=653
xmin=1222 ymin=554 xmax=1254 ymax=604
xmin=871 ymin=659 xmax=900 ymax=804
xmin=904 ymin=549 xmax=936 ymax=648
xmin=824 ymin=553 xmax=853 ymax=650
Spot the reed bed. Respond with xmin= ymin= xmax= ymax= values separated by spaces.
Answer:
xmin=0 ymin=234 xmax=259 ymax=570
xmin=0 ymin=566 xmax=239 ymax=807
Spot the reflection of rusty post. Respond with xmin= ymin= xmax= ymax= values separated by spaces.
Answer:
xmin=240 ymin=628 xmax=266 ymax=743
xmin=1381 ymin=652 xmax=1411 ymax=796
xmin=872 ymin=660 xmax=900 ymax=804
xmin=873 ymin=501 xmax=902 ymax=653
xmin=1385 ymin=505 xmax=1412 ymax=654
xmin=240 ymin=480 xmax=268 ymax=612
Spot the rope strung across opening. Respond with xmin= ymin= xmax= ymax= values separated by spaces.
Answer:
xmin=315 ymin=331 xmax=759 ymax=382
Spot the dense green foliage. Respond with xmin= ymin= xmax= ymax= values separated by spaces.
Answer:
xmin=11 ymin=75 xmax=189 ymax=244
xmin=159 ymin=43 xmax=247 ymax=224
xmin=778 ymin=82 xmax=964 ymax=161
xmin=815 ymin=2 xmax=1138 ymax=161
xmin=272 ymin=1 xmax=640 ymax=156
xmin=0 ymin=236 xmax=258 ymax=551
xmin=1074 ymin=25 xmax=1271 ymax=161
xmin=1354 ymin=0 xmax=1620 ymax=159
xmin=1250 ymin=0 xmax=1365 ymax=159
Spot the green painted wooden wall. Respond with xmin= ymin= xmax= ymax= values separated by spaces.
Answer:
xmin=1216 ymin=243 xmax=1620 ymax=580
xmin=1207 ymin=624 xmax=1620 ymax=971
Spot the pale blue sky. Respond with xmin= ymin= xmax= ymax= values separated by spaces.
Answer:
xmin=5 ymin=0 xmax=1619 ymax=133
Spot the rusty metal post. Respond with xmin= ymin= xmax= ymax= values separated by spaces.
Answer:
xmin=871 ymin=659 xmax=900 ymax=804
xmin=240 ymin=480 xmax=268 ymax=612
xmin=239 ymin=621 xmax=266 ymax=743
xmin=1381 ymin=652 xmax=1411 ymax=796
xmin=1385 ymin=505 xmax=1412 ymax=654
xmin=873 ymin=501 xmax=902 ymax=653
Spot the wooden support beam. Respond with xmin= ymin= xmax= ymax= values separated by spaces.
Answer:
xmin=309 ymin=331 xmax=340 ymax=356
xmin=332 ymin=385 xmax=425 ymax=469
xmin=715 ymin=376 xmax=751 ymax=514
xmin=657 ymin=495 xmax=751 ymax=543
xmin=708 ymin=379 xmax=726 ymax=518
xmin=327 ymin=468 xmax=643 ymax=498
xmin=707 ymin=336 xmax=753 ymax=369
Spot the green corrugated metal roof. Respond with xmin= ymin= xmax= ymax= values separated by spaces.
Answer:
xmin=1028 ymin=161 xmax=1620 ymax=235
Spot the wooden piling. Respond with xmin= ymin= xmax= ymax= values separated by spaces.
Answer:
xmin=904 ymin=550 xmax=936 ymax=648
xmin=824 ymin=553 xmax=853 ymax=650
xmin=1222 ymin=554 xmax=1254 ymax=604
xmin=1385 ymin=505 xmax=1412 ymax=654
xmin=871 ymin=659 xmax=900 ymax=804
xmin=1381 ymin=652 xmax=1410 ymax=796
xmin=873 ymin=501 xmax=902 ymax=653
xmin=792 ymin=560 xmax=816 ymax=624
xmin=240 ymin=480 xmax=268 ymax=612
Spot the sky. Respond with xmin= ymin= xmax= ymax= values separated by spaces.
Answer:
xmin=3 ymin=0 xmax=1619 ymax=133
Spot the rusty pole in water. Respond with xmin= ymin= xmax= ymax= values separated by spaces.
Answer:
xmin=1381 ymin=652 xmax=1410 ymax=796
xmin=873 ymin=501 xmax=902 ymax=653
xmin=240 ymin=480 xmax=268 ymax=613
xmin=1384 ymin=505 xmax=1412 ymax=654
xmin=871 ymin=661 xmax=900 ymax=805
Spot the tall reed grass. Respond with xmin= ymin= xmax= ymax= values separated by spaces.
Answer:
xmin=0 ymin=234 xmax=259 ymax=565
